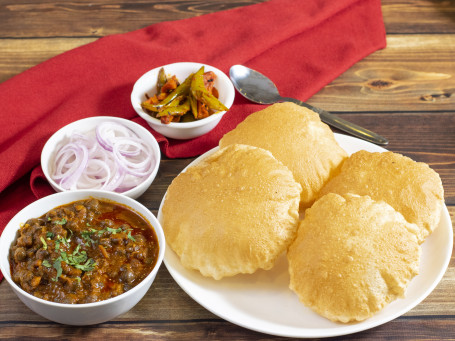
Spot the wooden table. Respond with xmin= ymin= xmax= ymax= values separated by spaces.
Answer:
xmin=1 ymin=0 xmax=454 ymax=339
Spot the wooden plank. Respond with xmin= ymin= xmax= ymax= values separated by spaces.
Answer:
xmin=0 ymin=38 xmax=96 ymax=83
xmin=308 ymin=35 xmax=455 ymax=112
xmin=1 ymin=0 xmax=455 ymax=38
xmin=382 ymin=0 xmax=455 ymax=33
xmin=0 ymin=0 xmax=263 ymax=38
xmin=1 ymin=316 xmax=455 ymax=340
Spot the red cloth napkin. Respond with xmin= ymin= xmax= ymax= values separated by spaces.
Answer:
xmin=0 ymin=0 xmax=385 ymax=281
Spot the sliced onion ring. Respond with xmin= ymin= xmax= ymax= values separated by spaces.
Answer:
xmin=95 ymin=122 xmax=137 ymax=153
xmin=112 ymin=137 xmax=154 ymax=177
xmin=51 ymin=122 xmax=156 ymax=193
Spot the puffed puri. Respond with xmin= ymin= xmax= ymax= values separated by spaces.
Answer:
xmin=287 ymin=193 xmax=421 ymax=323
xmin=219 ymin=102 xmax=348 ymax=208
xmin=162 ymin=144 xmax=302 ymax=280
xmin=317 ymin=150 xmax=445 ymax=243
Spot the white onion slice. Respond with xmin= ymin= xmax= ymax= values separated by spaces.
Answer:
xmin=57 ymin=144 xmax=89 ymax=190
xmin=51 ymin=122 xmax=155 ymax=193
xmin=78 ymin=158 xmax=112 ymax=190
xmin=112 ymin=137 xmax=154 ymax=177
xmin=95 ymin=122 xmax=137 ymax=153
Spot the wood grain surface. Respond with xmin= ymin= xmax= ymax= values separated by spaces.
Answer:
xmin=0 ymin=0 xmax=454 ymax=340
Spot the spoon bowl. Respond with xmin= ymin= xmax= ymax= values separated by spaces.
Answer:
xmin=229 ymin=65 xmax=388 ymax=146
xmin=229 ymin=65 xmax=280 ymax=104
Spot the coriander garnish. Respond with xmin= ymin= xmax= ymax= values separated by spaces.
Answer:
xmin=52 ymin=258 xmax=63 ymax=282
xmin=40 ymin=236 xmax=48 ymax=250
xmin=81 ymin=229 xmax=96 ymax=246
xmin=127 ymin=231 xmax=136 ymax=242
xmin=106 ymin=227 xmax=123 ymax=234
xmin=50 ymin=245 xmax=96 ymax=281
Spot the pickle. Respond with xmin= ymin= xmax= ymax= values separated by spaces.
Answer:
xmin=140 ymin=65 xmax=228 ymax=124
xmin=156 ymin=67 xmax=167 ymax=93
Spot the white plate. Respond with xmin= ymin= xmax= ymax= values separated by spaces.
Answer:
xmin=158 ymin=134 xmax=453 ymax=338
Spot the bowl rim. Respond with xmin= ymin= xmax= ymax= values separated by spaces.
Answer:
xmin=41 ymin=116 xmax=161 ymax=196
xmin=131 ymin=62 xmax=235 ymax=130
xmin=0 ymin=189 xmax=166 ymax=308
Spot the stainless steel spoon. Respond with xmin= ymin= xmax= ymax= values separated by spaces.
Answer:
xmin=229 ymin=65 xmax=388 ymax=146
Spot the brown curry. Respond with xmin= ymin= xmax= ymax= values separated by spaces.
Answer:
xmin=9 ymin=198 xmax=159 ymax=304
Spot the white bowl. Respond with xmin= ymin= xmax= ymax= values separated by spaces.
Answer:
xmin=131 ymin=62 xmax=235 ymax=140
xmin=0 ymin=190 xmax=165 ymax=325
xmin=41 ymin=116 xmax=161 ymax=199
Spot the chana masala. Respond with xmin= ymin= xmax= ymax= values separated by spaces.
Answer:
xmin=9 ymin=198 xmax=159 ymax=304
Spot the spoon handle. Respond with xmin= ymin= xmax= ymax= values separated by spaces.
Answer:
xmin=280 ymin=97 xmax=388 ymax=146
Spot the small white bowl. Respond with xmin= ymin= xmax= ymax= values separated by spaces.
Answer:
xmin=131 ymin=62 xmax=235 ymax=140
xmin=41 ymin=116 xmax=160 ymax=199
xmin=0 ymin=190 xmax=165 ymax=325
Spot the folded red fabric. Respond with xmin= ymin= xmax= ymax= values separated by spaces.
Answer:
xmin=0 ymin=0 xmax=385 ymax=281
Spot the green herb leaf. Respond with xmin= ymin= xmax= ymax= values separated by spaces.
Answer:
xmin=55 ymin=218 xmax=67 ymax=225
xmin=97 ymin=228 xmax=106 ymax=236
xmin=106 ymin=227 xmax=122 ymax=234
xmin=42 ymin=260 xmax=51 ymax=267
xmin=74 ymin=258 xmax=96 ymax=272
xmin=40 ymin=236 xmax=47 ymax=250
xmin=127 ymin=231 xmax=136 ymax=242
xmin=70 ymin=246 xmax=88 ymax=265
xmin=52 ymin=258 xmax=62 ymax=282
xmin=56 ymin=235 xmax=69 ymax=248
xmin=46 ymin=232 xmax=54 ymax=239
xmin=60 ymin=251 xmax=68 ymax=263
xmin=56 ymin=244 xmax=96 ymax=274
xmin=81 ymin=229 xmax=96 ymax=246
